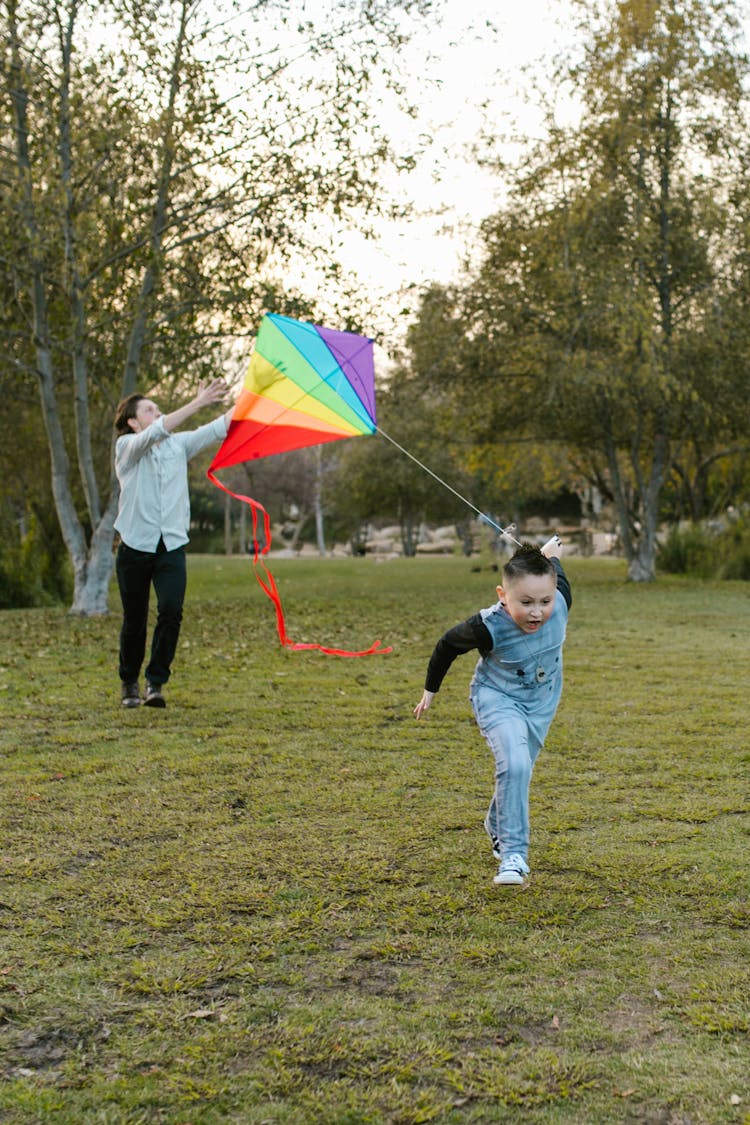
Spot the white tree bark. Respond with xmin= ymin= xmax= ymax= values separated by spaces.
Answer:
xmin=7 ymin=0 xmax=192 ymax=614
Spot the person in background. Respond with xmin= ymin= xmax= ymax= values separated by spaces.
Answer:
xmin=113 ymin=379 xmax=233 ymax=709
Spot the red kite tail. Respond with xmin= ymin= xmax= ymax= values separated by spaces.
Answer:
xmin=206 ymin=470 xmax=391 ymax=657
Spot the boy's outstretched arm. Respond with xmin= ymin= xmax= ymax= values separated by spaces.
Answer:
xmin=413 ymin=613 xmax=492 ymax=721
xmin=413 ymin=689 xmax=435 ymax=720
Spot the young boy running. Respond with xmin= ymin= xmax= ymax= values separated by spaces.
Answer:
xmin=414 ymin=540 xmax=571 ymax=886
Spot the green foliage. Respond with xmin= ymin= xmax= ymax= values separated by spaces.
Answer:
xmin=328 ymin=389 xmax=475 ymax=553
xmin=405 ymin=0 xmax=750 ymax=581
xmin=657 ymin=524 xmax=719 ymax=578
xmin=1 ymin=556 xmax=749 ymax=1121
xmin=0 ymin=510 xmax=72 ymax=609
xmin=0 ymin=0 xmax=431 ymax=612
xmin=717 ymin=517 xmax=750 ymax=580
xmin=658 ymin=517 xmax=750 ymax=580
xmin=464 ymin=442 xmax=574 ymax=523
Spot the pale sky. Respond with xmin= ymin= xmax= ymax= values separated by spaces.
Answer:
xmin=197 ymin=0 xmax=580 ymax=338
xmin=331 ymin=0 xmax=579 ymax=331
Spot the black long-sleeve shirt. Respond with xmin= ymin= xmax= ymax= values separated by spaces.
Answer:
xmin=424 ymin=559 xmax=572 ymax=693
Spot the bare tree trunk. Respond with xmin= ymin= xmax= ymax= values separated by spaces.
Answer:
xmin=122 ymin=0 xmax=188 ymax=395
xmin=287 ymin=511 xmax=310 ymax=553
xmin=314 ymin=446 xmax=326 ymax=556
xmin=8 ymin=0 xmax=194 ymax=614
xmin=399 ymin=504 xmax=417 ymax=557
xmin=626 ymin=431 xmax=670 ymax=582
xmin=7 ymin=0 xmax=91 ymax=597
xmin=71 ymin=497 xmax=118 ymax=614
xmin=605 ymin=425 xmax=671 ymax=583
xmin=224 ymin=492 xmax=233 ymax=555
xmin=57 ymin=1 xmax=102 ymax=530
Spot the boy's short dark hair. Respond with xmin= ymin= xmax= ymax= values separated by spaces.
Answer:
xmin=503 ymin=543 xmax=557 ymax=583
xmin=114 ymin=394 xmax=144 ymax=436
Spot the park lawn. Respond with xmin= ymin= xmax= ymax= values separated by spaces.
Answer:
xmin=0 ymin=553 xmax=748 ymax=1124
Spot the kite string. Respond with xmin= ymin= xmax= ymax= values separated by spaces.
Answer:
xmin=375 ymin=425 xmax=522 ymax=547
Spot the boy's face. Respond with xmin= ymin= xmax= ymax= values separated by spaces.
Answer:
xmin=496 ymin=572 xmax=557 ymax=634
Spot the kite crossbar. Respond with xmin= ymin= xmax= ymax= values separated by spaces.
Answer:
xmin=374 ymin=426 xmax=523 ymax=547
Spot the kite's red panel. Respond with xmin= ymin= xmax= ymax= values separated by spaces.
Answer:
xmin=210 ymin=417 xmax=357 ymax=469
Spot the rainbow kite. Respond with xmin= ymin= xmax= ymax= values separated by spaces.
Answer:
xmin=208 ymin=313 xmax=389 ymax=657
xmin=210 ymin=313 xmax=377 ymax=469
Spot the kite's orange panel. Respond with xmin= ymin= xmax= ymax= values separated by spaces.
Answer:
xmin=210 ymin=417 xmax=353 ymax=468
xmin=232 ymin=388 xmax=361 ymax=437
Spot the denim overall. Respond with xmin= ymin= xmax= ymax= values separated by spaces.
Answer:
xmin=470 ymin=590 xmax=568 ymax=861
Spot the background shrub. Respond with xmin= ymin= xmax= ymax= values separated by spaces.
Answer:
xmin=657 ymin=523 xmax=718 ymax=578
xmin=0 ymin=510 xmax=72 ymax=608
xmin=717 ymin=516 xmax=750 ymax=580
xmin=658 ymin=516 xmax=750 ymax=580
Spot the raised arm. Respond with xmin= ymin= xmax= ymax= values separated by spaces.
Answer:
xmin=161 ymin=379 xmax=229 ymax=434
xmin=541 ymin=534 xmax=562 ymax=559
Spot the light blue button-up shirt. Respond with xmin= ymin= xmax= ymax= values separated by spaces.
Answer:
xmin=114 ymin=415 xmax=228 ymax=552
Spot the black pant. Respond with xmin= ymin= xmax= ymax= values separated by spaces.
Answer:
xmin=116 ymin=540 xmax=187 ymax=687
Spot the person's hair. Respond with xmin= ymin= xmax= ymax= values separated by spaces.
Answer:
xmin=114 ymin=394 xmax=145 ymax=436
xmin=503 ymin=543 xmax=557 ymax=584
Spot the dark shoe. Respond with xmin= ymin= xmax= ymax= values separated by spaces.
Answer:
xmin=121 ymin=681 xmax=141 ymax=708
xmin=144 ymin=682 xmax=166 ymax=708
xmin=483 ymin=814 xmax=502 ymax=860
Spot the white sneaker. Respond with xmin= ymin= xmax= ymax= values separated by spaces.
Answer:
xmin=493 ymin=853 xmax=530 ymax=886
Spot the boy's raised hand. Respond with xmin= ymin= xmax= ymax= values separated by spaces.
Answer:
xmin=413 ymin=690 xmax=435 ymax=720
xmin=541 ymin=534 xmax=562 ymax=559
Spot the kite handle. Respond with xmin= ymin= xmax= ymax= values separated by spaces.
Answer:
xmin=207 ymin=470 xmax=391 ymax=658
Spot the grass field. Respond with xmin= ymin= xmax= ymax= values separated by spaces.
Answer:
xmin=1 ymin=553 xmax=748 ymax=1124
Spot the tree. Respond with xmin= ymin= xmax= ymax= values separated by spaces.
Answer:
xmin=424 ymin=0 xmax=750 ymax=580
xmin=403 ymin=283 xmax=575 ymax=530
xmin=327 ymin=363 xmax=486 ymax=555
xmin=0 ymin=0 xmax=430 ymax=611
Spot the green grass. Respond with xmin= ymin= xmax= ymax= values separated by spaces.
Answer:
xmin=1 ymin=554 xmax=749 ymax=1124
